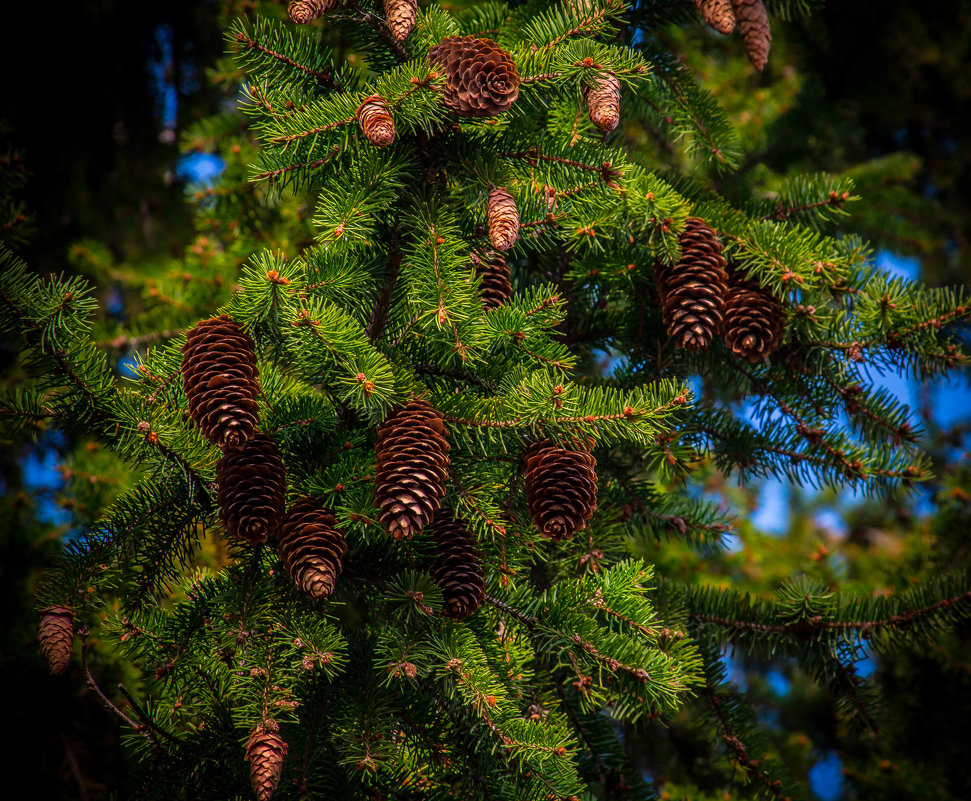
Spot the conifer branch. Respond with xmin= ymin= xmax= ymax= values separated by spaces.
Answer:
xmin=705 ymin=689 xmax=791 ymax=801
xmin=688 ymin=589 xmax=971 ymax=636
xmin=81 ymin=633 xmax=158 ymax=747
xmin=346 ymin=0 xmax=409 ymax=61
xmin=233 ymin=31 xmax=341 ymax=90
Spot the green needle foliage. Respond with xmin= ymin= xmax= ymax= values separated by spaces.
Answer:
xmin=3 ymin=1 xmax=970 ymax=799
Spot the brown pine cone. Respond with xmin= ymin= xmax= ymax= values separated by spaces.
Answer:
xmin=374 ymin=399 xmax=450 ymax=540
xmin=277 ymin=497 xmax=347 ymax=599
xmin=731 ymin=0 xmax=771 ymax=71
xmin=471 ymin=251 xmax=512 ymax=309
xmin=384 ymin=0 xmax=417 ymax=42
xmin=523 ymin=439 xmax=598 ymax=541
xmin=722 ymin=272 xmax=785 ymax=362
xmin=655 ymin=217 xmax=728 ymax=352
xmin=428 ymin=506 xmax=485 ymax=619
xmin=217 ymin=434 xmax=287 ymax=545
xmin=246 ymin=722 xmax=288 ymax=801
xmin=181 ymin=315 xmax=260 ymax=450
xmin=288 ymin=0 xmax=338 ymax=24
xmin=584 ymin=73 xmax=621 ymax=132
xmin=357 ymin=95 xmax=396 ymax=147
xmin=428 ymin=36 xmax=521 ymax=117
xmin=39 ymin=607 xmax=74 ymax=675
xmin=487 ymin=187 xmax=519 ymax=252
xmin=693 ymin=0 xmax=736 ymax=34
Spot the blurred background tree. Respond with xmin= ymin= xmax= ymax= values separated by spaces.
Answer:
xmin=1 ymin=1 xmax=969 ymax=799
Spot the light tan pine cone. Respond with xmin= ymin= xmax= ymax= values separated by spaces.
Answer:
xmin=693 ymin=0 xmax=736 ymax=34
xmin=181 ymin=315 xmax=260 ymax=450
xmin=39 ymin=607 xmax=74 ymax=675
xmin=384 ymin=0 xmax=417 ymax=42
xmin=655 ymin=217 xmax=728 ymax=352
xmin=217 ymin=434 xmax=287 ymax=545
xmin=731 ymin=0 xmax=771 ymax=71
xmin=487 ymin=187 xmax=519 ymax=252
xmin=428 ymin=36 xmax=521 ymax=117
xmin=722 ymin=270 xmax=785 ymax=361
xmin=288 ymin=0 xmax=338 ymax=24
xmin=277 ymin=497 xmax=347 ymax=599
xmin=357 ymin=95 xmax=396 ymax=147
xmin=428 ymin=506 xmax=486 ymax=620
xmin=246 ymin=721 xmax=288 ymax=801
xmin=471 ymin=251 xmax=512 ymax=309
xmin=584 ymin=73 xmax=621 ymax=132
xmin=523 ymin=439 xmax=598 ymax=541
xmin=374 ymin=399 xmax=450 ymax=540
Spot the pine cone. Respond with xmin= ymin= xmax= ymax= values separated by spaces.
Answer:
xmin=487 ymin=187 xmax=519 ymax=252
xmin=384 ymin=0 xmax=417 ymax=42
xmin=288 ymin=0 xmax=338 ymax=24
xmin=731 ymin=0 xmax=771 ymax=71
xmin=471 ymin=251 xmax=512 ymax=309
xmin=428 ymin=36 xmax=521 ymax=117
xmin=246 ymin=722 xmax=288 ymax=801
xmin=722 ymin=272 xmax=784 ymax=362
xmin=39 ymin=607 xmax=74 ymax=675
xmin=655 ymin=217 xmax=728 ymax=352
xmin=693 ymin=0 xmax=736 ymax=34
xmin=277 ymin=497 xmax=347 ymax=599
xmin=584 ymin=73 xmax=621 ymax=132
xmin=217 ymin=434 xmax=287 ymax=545
xmin=357 ymin=95 xmax=396 ymax=148
xmin=374 ymin=400 xmax=450 ymax=540
xmin=523 ymin=439 xmax=598 ymax=541
xmin=181 ymin=315 xmax=260 ymax=450
xmin=428 ymin=507 xmax=485 ymax=620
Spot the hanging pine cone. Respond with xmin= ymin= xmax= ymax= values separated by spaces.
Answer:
xmin=471 ymin=251 xmax=512 ymax=309
xmin=246 ymin=721 xmax=288 ymax=801
xmin=374 ymin=400 xmax=450 ymax=540
xmin=523 ymin=439 xmax=598 ymax=541
xmin=39 ymin=607 xmax=74 ymax=676
xmin=655 ymin=217 xmax=728 ymax=352
xmin=181 ymin=315 xmax=260 ymax=450
xmin=487 ymin=187 xmax=519 ymax=252
xmin=357 ymin=95 xmax=396 ymax=147
xmin=730 ymin=0 xmax=771 ymax=71
xmin=584 ymin=72 xmax=621 ymax=132
xmin=428 ymin=36 xmax=521 ymax=117
xmin=428 ymin=507 xmax=485 ymax=620
xmin=277 ymin=497 xmax=347 ymax=600
xmin=288 ymin=0 xmax=338 ymax=24
xmin=693 ymin=0 xmax=736 ymax=34
xmin=722 ymin=272 xmax=785 ymax=362
xmin=217 ymin=434 xmax=287 ymax=545
xmin=384 ymin=0 xmax=417 ymax=42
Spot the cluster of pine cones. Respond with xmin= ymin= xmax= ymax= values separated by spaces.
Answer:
xmin=180 ymin=316 xmax=350 ymax=607
xmin=693 ymin=0 xmax=772 ymax=71
xmin=656 ymin=217 xmax=785 ymax=361
xmin=287 ymin=0 xmax=626 ymax=260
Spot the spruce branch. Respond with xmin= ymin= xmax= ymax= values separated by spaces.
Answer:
xmin=705 ymin=689 xmax=791 ymax=801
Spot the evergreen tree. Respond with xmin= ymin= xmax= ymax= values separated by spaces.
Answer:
xmin=3 ymin=1 xmax=970 ymax=799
